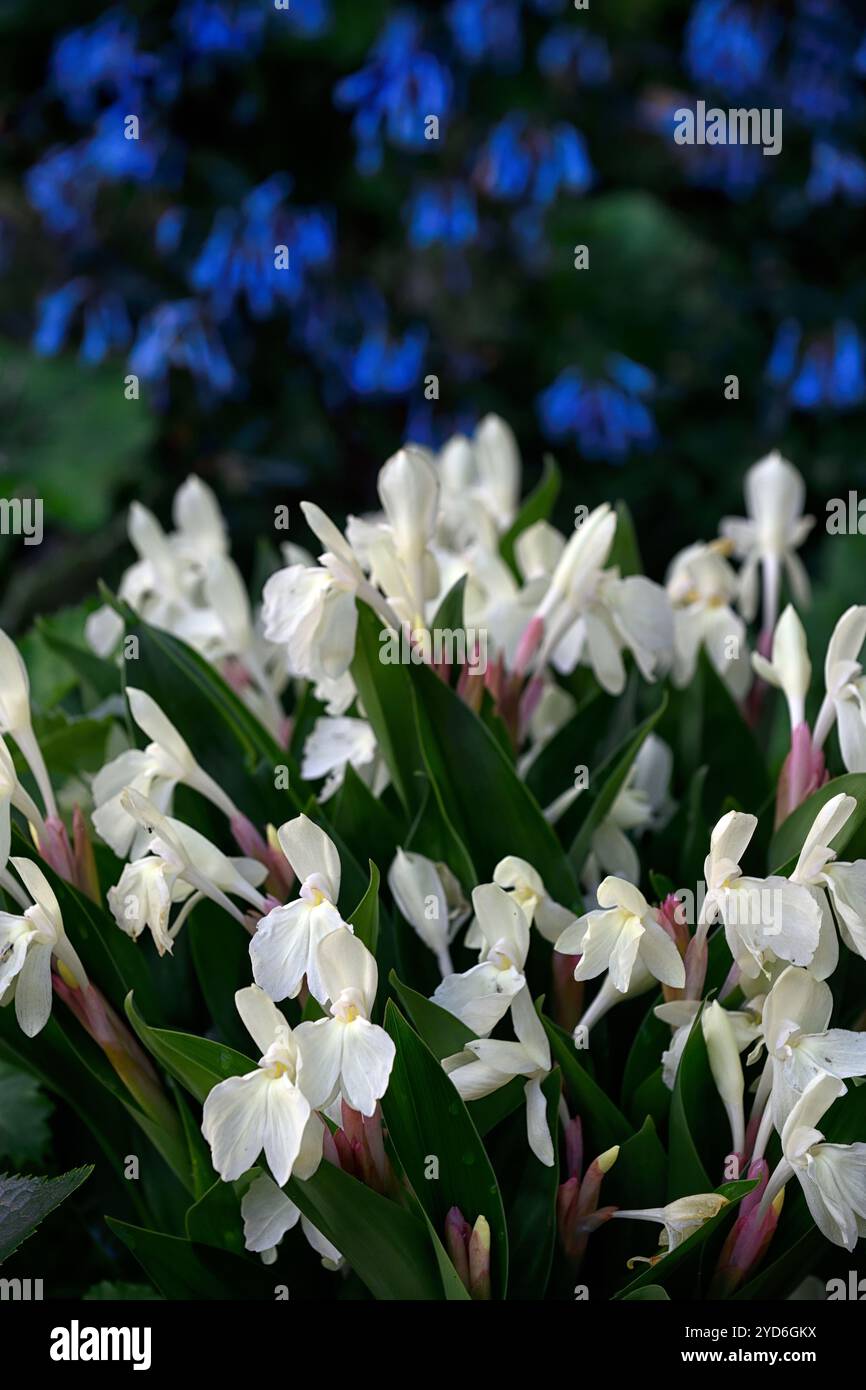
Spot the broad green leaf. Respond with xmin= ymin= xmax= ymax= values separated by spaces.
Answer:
xmin=607 ymin=500 xmax=643 ymax=576
xmin=769 ymin=773 xmax=866 ymax=874
xmin=185 ymin=1179 xmax=245 ymax=1255
xmin=667 ymin=1006 xmax=728 ymax=1200
xmin=622 ymin=1284 xmax=670 ymax=1300
xmin=350 ymin=601 xmax=425 ymax=814
xmin=0 ymin=1166 xmax=93 ymax=1263
xmin=125 ymin=992 xmax=254 ymax=1104
xmin=348 ymin=859 xmax=380 ymax=955
xmin=431 ymin=573 xmax=467 ymax=634
xmin=287 ymin=1159 xmax=445 ymax=1300
xmin=106 ymin=1218 xmax=274 ymax=1299
xmin=0 ymin=1060 xmax=53 ymax=1167
xmin=330 ymin=762 xmax=402 ymax=874
xmin=412 ymin=659 xmax=578 ymax=905
xmin=492 ymin=1069 xmax=561 ymax=1300
xmin=540 ymin=1011 xmax=632 ymax=1153
xmin=380 ymin=1002 xmax=509 ymax=1297
xmin=602 ymin=1117 xmax=668 ymax=1287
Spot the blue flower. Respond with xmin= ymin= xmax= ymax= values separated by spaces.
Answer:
xmin=475 ymin=114 xmax=594 ymax=204
xmin=129 ymin=300 xmax=238 ymax=401
xmin=298 ymin=285 xmax=427 ymax=400
xmin=685 ymin=0 xmax=781 ymax=99
xmin=189 ymin=175 xmax=334 ymax=319
xmin=50 ymin=10 xmax=177 ymax=122
xmin=537 ymin=26 xmax=611 ymax=85
xmin=33 ymin=279 xmax=132 ymax=364
xmin=784 ymin=0 xmax=862 ymax=128
xmin=767 ymin=320 xmax=866 ymax=410
xmin=806 ymin=142 xmax=866 ymax=205
xmin=334 ymin=14 xmax=453 ymax=174
xmin=537 ymin=358 xmax=656 ymax=462
xmin=173 ymin=0 xmax=266 ymax=58
xmin=446 ymin=0 xmax=523 ymax=72
xmin=405 ymin=182 xmax=479 ymax=247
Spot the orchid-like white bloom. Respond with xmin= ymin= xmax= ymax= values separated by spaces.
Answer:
xmin=666 ymin=541 xmax=750 ymax=698
xmin=241 ymin=1171 xmax=342 ymax=1269
xmin=435 ymin=414 xmax=521 ymax=547
xmin=443 ymin=984 xmax=554 ymax=1166
xmin=115 ymin=790 xmax=267 ymax=933
xmin=374 ymin=447 xmax=441 ymax=626
xmin=387 ymin=848 xmax=469 ymax=977
xmin=294 ymin=928 xmax=395 ymax=1116
xmin=612 ymin=1194 xmax=729 ymax=1258
xmin=0 ymin=629 xmax=58 ymax=820
xmin=813 ymin=606 xmax=866 ymax=772
xmin=92 ymin=688 xmax=241 ymax=858
xmin=250 ymin=815 xmax=350 ymax=1004
xmin=789 ymin=792 xmax=866 ymax=976
xmin=760 ymin=967 xmax=866 ymax=1130
xmin=300 ymin=715 xmax=388 ymax=803
xmin=751 ymin=605 xmax=811 ymax=731
xmin=760 ymin=1072 xmax=866 ymax=1250
xmin=699 ymin=810 xmax=820 ymax=980
xmin=261 ymin=555 xmax=360 ymax=684
xmin=555 ymin=877 xmax=685 ymax=994
xmin=0 ymin=857 xmax=88 ymax=1036
xmin=202 ymin=986 xmax=324 ymax=1186
xmin=464 ymin=856 xmax=577 ymax=949
xmin=433 ymin=882 xmax=530 ymax=1035
xmin=702 ymin=1001 xmax=746 ymax=1155
xmin=721 ymin=450 xmax=814 ymax=631
xmin=655 ymin=998 xmax=760 ymax=1092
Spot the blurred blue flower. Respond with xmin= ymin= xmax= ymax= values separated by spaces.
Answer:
xmin=273 ymin=0 xmax=332 ymax=38
xmin=405 ymin=182 xmax=479 ymax=247
xmin=685 ymin=0 xmax=781 ymax=98
xmin=298 ymin=285 xmax=427 ymax=400
xmin=334 ymin=14 xmax=453 ymax=174
xmin=189 ymin=175 xmax=334 ymax=319
xmin=537 ymin=26 xmax=611 ymax=85
xmin=784 ymin=0 xmax=862 ymax=128
xmin=173 ymin=0 xmax=266 ymax=57
xmin=33 ymin=278 xmax=132 ymax=364
xmin=86 ymin=105 xmax=169 ymax=183
xmin=806 ymin=142 xmax=866 ymax=205
xmin=155 ymin=207 xmax=186 ymax=256
xmin=446 ymin=0 xmax=523 ymax=72
xmin=767 ymin=320 xmax=866 ymax=410
xmin=475 ymin=114 xmax=594 ymax=203
xmin=537 ymin=357 xmax=657 ymax=462
xmin=50 ymin=10 xmax=176 ymax=121
xmin=25 ymin=144 xmax=98 ymax=237
xmin=129 ymin=300 xmax=238 ymax=401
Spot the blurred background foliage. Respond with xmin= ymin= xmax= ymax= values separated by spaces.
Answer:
xmin=0 ymin=0 xmax=865 ymax=634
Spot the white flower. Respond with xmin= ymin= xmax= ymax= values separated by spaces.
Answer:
xmin=700 ymin=810 xmax=821 ymax=979
xmin=116 ymin=790 xmax=267 ymax=929
xmin=241 ymin=1171 xmax=342 ymax=1269
xmin=655 ymin=999 xmax=759 ymax=1092
xmin=555 ymin=877 xmax=685 ymax=994
xmin=0 ymin=857 xmax=88 ymax=1036
xmin=387 ymin=848 xmax=468 ymax=977
xmin=789 ymin=791 xmax=866 ymax=976
xmin=581 ymin=735 xmax=674 ymax=889
xmin=92 ymin=688 xmax=240 ymax=858
xmin=761 ymin=966 xmax=866 ymax=1129
xmin=443 ymin=985 xmax=554 ymax=1165
xmin=262 ymin=562 xmax=359 ymax=684
xmin=0 ymin=630 xmax=58 ymax=819
xmin=464 ymin=855 xmax=577 ymax=946
xmin=721 ymin=451 xmax=813 ymax=629
xmin=202 ymin=985 xmax=324 ymax=1186
xmin=294 ymin=928 xmax=395 ymax=1116
xmin=813 ymin=607 xmax=866 ymax=772
xmin=702 ymin=1001 xmax=746 ymax=1155
xmin=300 ymin=716 xmax=388 ymax=803
xmin=433 ymin=882 xmax=530 ymax=1035
xmin=762 ymin=1072 xmax=866 ymax=1250
xmin=107 ymin=855 xmax=194 ymax=956
xmin=0 ymin=734 xmax=47 ymax=862
xmin=612 ymin=1194 xmax=729 ymax=1255
xmin=250 ymin=815 xmax=350 ymax=1004
xmin=666 ymin=542 xmax=750 ymax=698
xmin=751 ymin=605 xmax=811 ymax=730
xmin=435 ymin=414 xmax=521 ymax=545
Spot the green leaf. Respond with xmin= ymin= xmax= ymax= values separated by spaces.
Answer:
xmin=431 ymin=573 xmax=467 ymax=634
xmin=106 ymin=1218 xmax=274 ymax=1299
xmin=540 ymin=1011 xmax=633 ymax=1153
xmin=287 ymin=1160 xmax=446 ymax=1300
xmin=0 ymin=1060 xmax=53 ymax=1167
xmin=622 ymin=1284 xmax=670 ymax=1300
xmin=125 ymin=992 xmax=254 ymax=1104
xmin=185 ymin=1179 xmax=245 ymax=1255
xmin=380 ymin=1002 xmax=509 ymax=1297
xmin=495 ymin=1069 xmax=561 ymax=1300
xmin=500 ymin=454 xmax=560 ymax=574
xmin=608 ymin=500 xmax=643 ymax=576
xmin=412 ymin=659 xmax=578 ymax=905
xmin=602 ymin=1117 xmax=668 ymax=1287
xmin=348 ymin=860 xmax=380 ymax=955
xmin=0 ymin=1166 xmax=92 ymax=1263
xmin=769 ymin=773 xmax=866 ymax=874
xmin=330 ymin=762 xmax=402 ymax=874
xmin=83 ymin=1281 xmax=162 ymax=1300
xmin=350 ymin=602 xmax=425 ymax=814
xmin=35 ymin=617 xmax=119 ymax=701
xmin=667 ymin=1006 xmax=727 ymax=1200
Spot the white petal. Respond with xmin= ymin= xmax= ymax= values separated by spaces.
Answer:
xmin=202 ymin=1070 xmax=270 ymax=1181
xmin=276 ymin=815 xmax=341 ymax=902
xmin=242 ymin=1173 xmax=300 ymax=1254
xmin=433 ymin=961 xmax=524 ymax=1035
xmin=235 ymin=984 xmax=291 ymax=1058
xmin=262 ymin=1075 xmax=312 ymax=1186
xmin=15 ymin=939 xmax=53 ymax=1037
xmin=250 ymin=901 xmax=315 ymax=1002
xmin=525 ymin=1076 xmax=555 ymax=1167
xmin=294 ymin=1017 xmax=343 ymax=1110
xmin=338 ymin=1017 xmax=396 ymax=1116
xmin=315 ymin=926 xmax=377 ymax=1017
xmin=638 ymin=917 xmax=686 ymax=988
